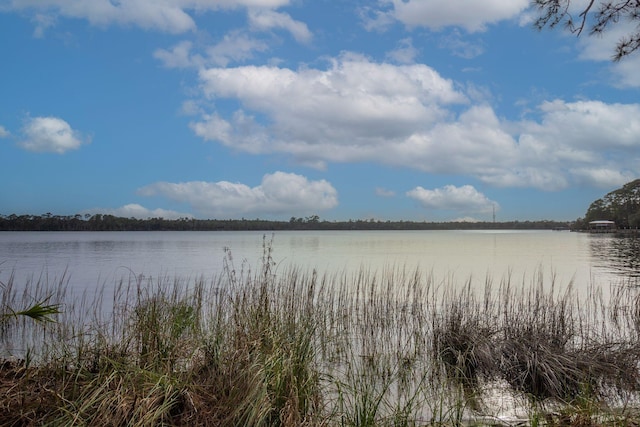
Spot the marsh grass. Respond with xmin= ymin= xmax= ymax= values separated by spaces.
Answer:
xmin=2 ymin=240 xmax=640 ymax=425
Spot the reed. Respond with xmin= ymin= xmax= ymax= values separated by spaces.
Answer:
xmin=2 ymin=241 xmax=640 ymax=426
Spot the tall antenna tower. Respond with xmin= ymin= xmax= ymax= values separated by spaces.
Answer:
xmin=493 ymin=204 xmax=496 ymax=223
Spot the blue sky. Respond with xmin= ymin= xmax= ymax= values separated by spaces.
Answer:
xmin=1 ymin=0 xmax=640 ymax=222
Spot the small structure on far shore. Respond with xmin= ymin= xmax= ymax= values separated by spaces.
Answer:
xmin=589 ymin=220 xmax=616 ymax=233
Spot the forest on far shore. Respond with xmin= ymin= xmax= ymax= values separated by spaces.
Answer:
xmin=0 ymin=213 xmax=572 ymax=232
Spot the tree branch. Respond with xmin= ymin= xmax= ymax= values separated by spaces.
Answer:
xmin=577 ymin=0 xmax=597 ymax=35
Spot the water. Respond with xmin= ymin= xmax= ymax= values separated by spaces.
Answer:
xmin=1 ymin=230 xmax=638 ymax=298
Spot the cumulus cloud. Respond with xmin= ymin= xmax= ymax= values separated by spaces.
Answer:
xmin=6 ymin=0 xmax=292 ymax=34
xmin=138 ymin=171 xmax=338 ymax=218
xmin=190 ymin=112 xmax=235 ymax=146
xmin=383 ymin=0 xmax=529 ymax=32
xmin=19 ymin=116 xmax=89 ymax=153
xmin=187 ymin=54 xmax=640 ymax=191
xmin=248 ymin=9 xmax=312 ymax=43
xmin=407 ymin=184 xmax=497 ymax=214
xmin=82 ymin=204 xmax=192 ymax=220
xmin=528 ymin=100 xmax=640 ymax=151
xmin=0 ymin=125 xmax=9 ymax=138
xmin=513 ymin=100 xmax=640 ymax=188
xmin=193 ymin=53 xmax=467 ymax=164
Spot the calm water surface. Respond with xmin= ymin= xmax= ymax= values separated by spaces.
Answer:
xmin=0 ymin=230 xmax=638 ymax=297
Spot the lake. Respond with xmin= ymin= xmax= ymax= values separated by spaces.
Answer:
xmin=1 ymin=230 xmax=639 ymax=299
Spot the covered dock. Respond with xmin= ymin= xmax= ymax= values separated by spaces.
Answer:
xmin=589 ymin=220 xmax=616 ymax=233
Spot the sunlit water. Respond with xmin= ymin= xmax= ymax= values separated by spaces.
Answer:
xmin=0 ymin=230 xmax=638 ymax=298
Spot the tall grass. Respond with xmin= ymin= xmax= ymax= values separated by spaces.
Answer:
xmin=2 ymin=239 xmax=640 ymax=425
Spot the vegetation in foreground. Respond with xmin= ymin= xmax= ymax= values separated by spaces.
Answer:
xmin=3 ymin=241 xmax=640 ymax=425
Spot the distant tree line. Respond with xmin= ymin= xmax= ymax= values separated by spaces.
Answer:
xmin=0 ymin=212 xmax=572 ymax=232
xmin=14 ymin=178 xmax=640 ymax=232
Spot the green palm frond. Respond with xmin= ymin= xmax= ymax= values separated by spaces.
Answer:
xmin=4 ymin=297 xmax=62 ymax=323
xmin=11 ymin=302 xmax=61 ymax=322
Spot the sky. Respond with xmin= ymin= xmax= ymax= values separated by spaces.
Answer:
xmin=1 ymin=0 xmax=640 ymax=222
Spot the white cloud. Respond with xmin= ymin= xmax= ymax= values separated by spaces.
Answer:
xmin=189 ymin=54 xmax=640 ymax=191
xmin=577 ymin=21 xmax=635 ymax=62
xmin=0 ymin=125 xmax=9 ymax=138
xmin=6 ymin=0 xmax=292 ymax=34
xmin=155 ymin=32 xmax=270 ymax=68
xmin=386 ymin=38 xmax=418 ymax=64
xmin=396 ymin=104 xmax=518 ymax=179
xmin=461 ymin=99 xmax=640 ymax=190
xmin=138 ymin=171 xmax=338 ymax=218
xmin=19 ymin=116 xmax=89 ymax=153
xmin=154 ymin=41 xmax=200 ymax=68
xmin=384 ymin=0 xmax=529 ymax=32
xmin=190 ymin=111 xmax=269 ymax=154
xmin=248 ymin=9 xmax=312 ymax=43
xmin=194 ymin=53 xmax=467 ymax=159
xmin=569 ymin=168 xmax=635 ymax=189
xmin=512 ymin=100 xmax=640 ymax=188
xmin=529 ymin=100 xmax=640 ymax=151
xmin=206 ymin=30 xmax=270 ymax=66
xmin=190 ymin=113 xmax=232 ymax=143
xmin=407 ymin=184 xmax=497 ymax=214
xmin=358 ymin=5 xmax=396 ymax=32
xmin=83 ymin=204 xmax=192 ymax=220
xmin=610 ymin=57 xmax=640 ymax=88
